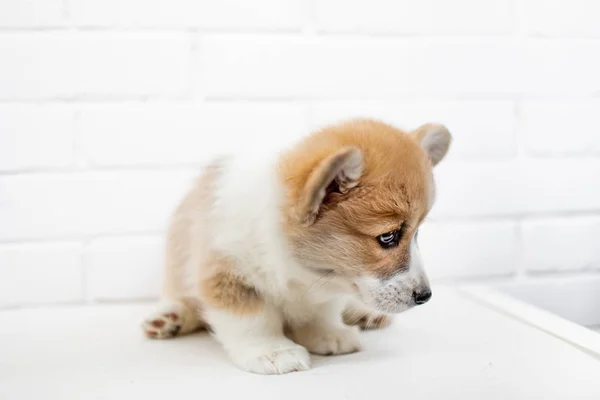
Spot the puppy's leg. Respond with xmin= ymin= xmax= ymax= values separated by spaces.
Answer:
xmin=142 ymin=297 xmax=205 ymax=339
xmin=289 ymin=299 xmax=362 ymax=356
xmin=143 ymin=188 xmax=206 ymax=339
xmin=342 ymin=297 xmax=392 ymax=330
xmin=206 ymin=304 xmax=310 ymax=375
xmin=202 ymin=267 xmax=310 ymax=374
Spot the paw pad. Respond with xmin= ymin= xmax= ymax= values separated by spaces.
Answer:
xmin=142 ymin=312 xmax=183 ymax=339
xmin=163 ymin=312 xmax=179 ymax=321
xmin=151 ymin=319 xmax=165 ymax=328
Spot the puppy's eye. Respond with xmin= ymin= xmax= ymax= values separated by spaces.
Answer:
xmin=377 ymin=229 xmax=400 ymax=249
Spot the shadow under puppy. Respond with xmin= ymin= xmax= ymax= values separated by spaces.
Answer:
xmin=143 ymin=118 xmax=451 ymax=374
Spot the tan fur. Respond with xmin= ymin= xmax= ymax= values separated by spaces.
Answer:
xmin=144 ymin=118 xmax=450 ymax=375
xmin=293 ymin=146 xmax=362 ymax=226
xmin=156 ymin=157 xmax=266 ymax=322
xmin=162 ymin=161 xmax=223 ymax=300
xmin=144 ymin=160 xmax=226 ymax=338
xmin=201 ymin=257 xmax=264 ymax=315
xmin=280 ymin=119 xmax=434 ymax=280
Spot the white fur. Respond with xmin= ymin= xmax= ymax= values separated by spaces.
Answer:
xmin=144 ymin=120 xmax=448 ymax=375
xmin=195 ymin=154 xmax=357 ymax=374
xmin=153 ymin=149 xmax=434 ymax=374
xmin=206 ymin=304 xmax=311 ymax=375
xmin=359 ymin=233 xmax=431 ymax=313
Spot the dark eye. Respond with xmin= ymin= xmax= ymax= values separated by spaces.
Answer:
xmin=377 ymin=228 xmax=401 ymax=249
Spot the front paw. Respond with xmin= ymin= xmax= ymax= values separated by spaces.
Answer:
xmin=231 ymin=343 xmax=311 ymax=375
xmin=292 ymin=324 xmax=361 ymax=356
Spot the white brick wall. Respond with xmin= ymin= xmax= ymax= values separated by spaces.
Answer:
xmin=70 ymin=0 xmax=305 ymax=30
xmin=79 ymin=103 xmax=307 ymax=166
xmin=522 ymin=0 xmax=600 ymax=38
xmin=84 ymin=236 xmax=163 ymax=301
xmin=315 ymin=0 xmax=515 ymax=35
xmin=0 ymin=33 xmax=191 ymax=100
xmin=522 ymin=217 xmax=600 ymax=273
xmin=202 ymin=37 xmax=523 ymax=98
xmin=521 ymin=101 xmax=600 ymax=156
xmin=0 ymin=0 xmax=65 ymax=28
xmin=0 ymin=105 xmax=76 ymax=171
xmin=0 ymin=243 xmax=83 ymax=307
xmin=1 ymin=0 xmax=599 ymax=308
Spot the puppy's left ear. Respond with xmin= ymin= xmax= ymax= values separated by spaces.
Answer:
xmin=411 ymin=123 xmax=452 ymax=166
xmin=297 ymin=146 xmax=363 ymax=226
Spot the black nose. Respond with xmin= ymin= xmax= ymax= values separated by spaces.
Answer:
xmin=413 ymin=289 xmax=432 ymax=305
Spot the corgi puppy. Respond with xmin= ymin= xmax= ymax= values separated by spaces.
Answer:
xmin=142 ymin=119 xmax=451 ymax=374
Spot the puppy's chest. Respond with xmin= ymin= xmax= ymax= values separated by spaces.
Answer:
xmin=275 ymin=275 xmax=338 ymax=319
xmin=280 ymin=285 xmax=327 ymax=323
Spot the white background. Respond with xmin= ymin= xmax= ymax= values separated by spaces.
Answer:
xmin=1 ymin=0 xmax=599 ymax=308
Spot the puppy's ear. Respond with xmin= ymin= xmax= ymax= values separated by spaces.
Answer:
xmin=411 ymin=123 xmax=452 ymax=166
xmin=297 ymin=146 xmax=363 ymax=226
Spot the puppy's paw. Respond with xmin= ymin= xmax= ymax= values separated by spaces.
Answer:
xmin=292 ymin=324 xmax=361 ymax=356
xmin=233 ymin=344 xmax=311 ymax=375
xmin=142 ymin=311 xmax=183 ymax=339
xmin=344 ymin=311 xmax=392 ymax=330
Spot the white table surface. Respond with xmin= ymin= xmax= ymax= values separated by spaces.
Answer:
xmin=1 ymin=287 xmax=599 ymax=400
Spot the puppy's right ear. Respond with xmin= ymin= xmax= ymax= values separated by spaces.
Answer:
xmin=296 ymin=146 xmax=363 ymax=226
xmin=411 ymin=123 xmax=452 ymax=166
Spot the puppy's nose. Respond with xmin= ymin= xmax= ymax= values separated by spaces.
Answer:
xmin=413 ymin=289 xmax=432 ymax=305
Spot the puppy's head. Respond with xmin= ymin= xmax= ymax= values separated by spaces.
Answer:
xmin=281 ymin=119 xmax=451 ymax=313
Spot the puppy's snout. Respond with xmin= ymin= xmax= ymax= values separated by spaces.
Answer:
xmin=412 ymin=289 xmax=432 ymax=305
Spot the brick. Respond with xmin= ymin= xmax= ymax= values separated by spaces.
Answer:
xmin=83 ymin=171 xmax=197 ymax=236
xmin=522 ymin=217 xmax=600 ymax=272
xmin=430 ymin=161 xmax=522 ymax=218
xmin=311 ymin=101 xmax=517 ymax=160
xmin=523 ymin=0 xmax=600 ymax=37
xmin=202 ymin=36 xmax=600 ymax=98
xmin=0 ymin=105 xmax=75 ymax=171
xmin=79 ymin=103 xmax=308 ymax=166
xmin=0 ymin=243 xmax=83 ymax=307
xmin=0 ymin=33 xmax=190 ymax=100
xmin=521 ymin=101 xmax=600 ymax=156
xmin=0 ymin=174 xmax=85 ymax=241
xmin=202 ymin=36 xmax=521 ymax=99
xmin=0 ymin=34 xmax=72 ymax=99
xmin=520 ymin=40 xmax=600 ymax=96
xmin=518 ymin=160 xmax=600 ymax=214
xmin=0 ymin=170 xmax=196 ymax=241
xmin=0 ymin=0 xmax=64 ymax=28
xmin=316 ymin=0 xmax=515 ymax=35
xmin=73 ymin=33 xmax=191 ymax=98
xmin=419 ymin=221 xmax=518 ymax=279
xmin=430 ymin=159 xmax=600 ymax=219
xmin=85 ymin=236 xmax=162 ymax=301
xmin=70 ymin=0 xmax=304 ymax=30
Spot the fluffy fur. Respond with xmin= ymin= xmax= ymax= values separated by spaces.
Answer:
xmin=142 ymin=118 xmax=451 ymax=374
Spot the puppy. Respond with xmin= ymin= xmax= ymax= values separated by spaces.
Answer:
xmin=142 ymin=118 xmax=451 ymax=374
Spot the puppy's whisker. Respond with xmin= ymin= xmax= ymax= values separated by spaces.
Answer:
xmin=317 ymin=274 xmax=336 ymax=290
xmin=364 ymin=313 xmax=375 ymax=329
xmin=345 ymin=310 xmax=368 ymax=326
xmin=301 ymin=270 xmax=333 ymax=300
